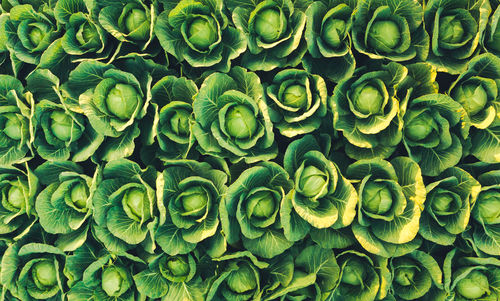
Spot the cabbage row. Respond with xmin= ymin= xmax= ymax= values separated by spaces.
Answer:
xmin=0 ymin=0 xmax=499 ymax=300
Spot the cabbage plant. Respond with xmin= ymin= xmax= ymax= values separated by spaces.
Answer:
xmin=93 ymin=159 xmax=158 ymax=254
xmin=33 ymin=100 xmax=98 ymax=162
xmin=470 ymin=166 xmax=500 ymax=256
xmin=228 ymin=0 xmax=307 ymax=71
xmin=389 ymin=251 xmax=443 ymax=300
xmin=3 ymin=4 xmax=60 ymax=66
xmin=206 ymin=251 xmax=267 ymax=300
xmin=265 ymin=69 xmax=327 ymax=137
xmin=144 ymin=75 xmax=198 ymax=160
xmin=402 ymin=94 xmax=470 ymax=177
xmin=346 ymin=157 xmax=426 ymax=257
xmin=156 ymin=160 xmax=227 ymax=255
xmin=155 ymin=0 xmax=246 ymax=71
xmin=134 ymin=252 xmax=211 ymax=300
xmin=450 ymin=53 xmax=500 ymax=163
xmin=352 ymin=0 xmax=429 ymax=62
xmin=98 ymin=0 xmax=154 ymax=50
xmin=27 ymin=68 xmax=105 ymax=162
xmin=331 ymin=62 xmax=408 ymax=160
xmin=282 ymin=135 xmax=358 ymax=247
xmin=0 ymin=163 xmax=38 ymax=242
xmin=330 ymin=250 xmax=390 ymax=301
xmin=423 ymin=0 xmax=491 ymax=74
xmin=303 ymin=0 xmax=356 ymax=82
xmin=54 ymin=0 xmax=109 ymax=61
xmin=0 ymin=75 xmax=35 ymax=165
xmin=1 ymin=240 xmax=65 ymax=300
xmin=419 ymin=167 xmax=481 ymax=246
xmin=34 ymin=161 xmax=99 ymax=251
xmin=192 ymin=67 xmax=277 ymax=163
xmin=221 ymin=162 xmax=294 ymax=258
xmin=66 ymin=247 xmax=139 ymax=300
xmin=443 ymin=248 xmax=500 ymax=300
xmin=64 ymin=61 xmax=151 ymax=161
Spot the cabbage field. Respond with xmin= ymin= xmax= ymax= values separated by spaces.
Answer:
xmin=0 ymin=0 xmax=499 ymax=300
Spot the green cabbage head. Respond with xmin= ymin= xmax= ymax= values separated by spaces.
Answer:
xmin=331 ymin=62 xmax=407 ymax=160
xmin=352 ymin=0 xmax=429 ymax=62
xmin=65 ymin=61 xmax=151 ymax=161
xmin=155 ymin=0 xmax=246 ymax=71
xmin=423 ymin=0 xmax=491 ymax=74
xmin=34 ymin=161 xmax=99 ymax=251
xmin=156 ymin=160 xmax=227 ymax=255
xmin=419 ymin=167 xmax=480 ymax=246
xmin=266 ymin=69 xmax=327 ymax=137
xmin=230 ymin=0 xmax=307 ymax=71
xmin=346 ymin=157 xmax=426 ymax=257
xmin=403 ymin=94 xmax=470 ymax=176
xmin=221 ymin=162 xmax=294 ymax=258
xmin=0 ymin=75 xmax=35 ymax=165
xmin=192 ymin=67 xmax=277 ymax=163
xmin=1 ymin=242 xmax=65 ymax=300
xmin=282 ymin=135 xmax=357 ymax=248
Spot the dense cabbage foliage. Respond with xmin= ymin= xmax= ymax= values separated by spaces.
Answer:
xmin=0 ymin=0 xmax=499 ymax=300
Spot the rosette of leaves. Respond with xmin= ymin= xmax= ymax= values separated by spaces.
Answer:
xmin=220 ymin=162 xmax=294 ymax=259
xmin=419 ymin=167 xmax=481 ymax=246
xmin=192 ymin=67 xmax=278 ymax=163
xmin=206 ymin=251 xmax=268 ymax=300
xmin=228 ymin=0 xmax=307 ymax=71
xmin=484 ymin=4 xmax=500 ymax=55
xmin=26 ymin=69 xmax=104 ymax=162
xmin=66 ymin=249 xmax=139 ymax=300
xmin=352 ymin=0 xmax=429 ymax=62
xmin=402 ymin=93 xmax=470 ymax=177
xmin=1 ymin=241 xmax=65 ymax=300
xmin=423 ymin=0 xmax=491 ymax=74
xmin=98 ymin=0 xmax=155 ymax=50
xmin=450 ymin=54 xmax=499 ymax=130
xmin=449 ymin=53 xmax=500 ymax=163
xmin=470 ymin=167 xmax=500 ymax=256
xmin=93 ymin=159 xmax=158 ymax=254
xmin=282 ymin=135 xmax=358 ymax=248
xmin=145 ymin=75 xmax=198 ymax=160
xmin=33 ymin=100 xmax=100 ymax=161
xmin=346 ymin=157 xmax=426 ymax=257
xmin=64 ymin=61 xmax=151 ymax=161
xmin=389 ymin=251 xmax=443 ymax=300
xmin=156 ymin=160 xmax=227 ymax=256
xmin=134 ymin=252 xmax=212 ymax=300
xmin=331 ymin=62 xmax=408 ymax=160
xmin=0 ymin=163 xmax=38 ymax=242
xmin=0 ymin=75 xmax=35 ymax=165
xmin=3 ymin=3 xmax=60 ymax=66
xmin=443 ymin=249 xmax=500 ymax=300
xmin=34 ymin=161 xmax=100 ymax=252
xmin=265 ymin=69 xmax=327 ymax=137
xmin=330 ymin=250 xmax=390 ymax=301
xmin=262 ymin=244 xmax=340 ymax=301
xmin=53 ymin=0 xmax=109 ymax=61
xmin=155 ymin=0 xmax=246 ymax=72
xmin=302 ymin=0 xmax=356 ymax=83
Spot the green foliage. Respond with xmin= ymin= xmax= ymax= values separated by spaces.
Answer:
xmin=0 ymin=0 xmax=498 ymax=300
